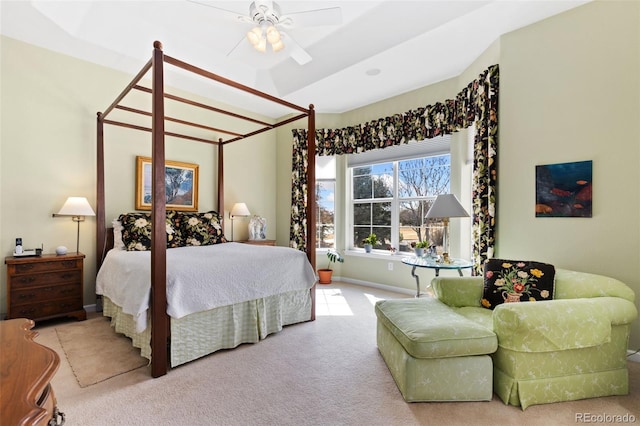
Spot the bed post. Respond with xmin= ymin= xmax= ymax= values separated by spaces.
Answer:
xmin=150 ymin=41 xmax=169 ymax=378
xmin=307 ymin=105 xmax=317 ymax=320
xmin=306 ymin=105 xmax=316 ymax=266
xmin=96 ymin=113 xmax=106 ymax=270
xmin=218 ymin=139 xmax=224 ymax=220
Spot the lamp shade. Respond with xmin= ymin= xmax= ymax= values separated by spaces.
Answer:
xmin=230 ymin=202 xmax=251 ymax=217
xmin=56 ymin=197 xmax=95 ymax=217
xmin=425 ymin=194 xmax=469 ymax=219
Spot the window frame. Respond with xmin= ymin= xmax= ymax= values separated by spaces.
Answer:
xmin=315 ymin=156 xmax=336 ymax=251
xmin=347 ymin=153 xmax=451 ymax=253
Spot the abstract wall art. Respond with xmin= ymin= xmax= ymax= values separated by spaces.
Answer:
xmin=535 ymin=160 xmax=592 ymax=218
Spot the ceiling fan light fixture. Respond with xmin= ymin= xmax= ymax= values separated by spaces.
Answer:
xmin=247 ymin=26 xmax=262 ymax=46
xmin=254 ymin=37 xmax=267 ymax=52
xmin=266 ymin=25 xmax=280 ymax=44
xmin=271 ymin=39 xmax=284 ymax=52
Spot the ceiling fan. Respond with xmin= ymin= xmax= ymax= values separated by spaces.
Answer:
xmin=189 ymin=1 xmax=342 ymax=65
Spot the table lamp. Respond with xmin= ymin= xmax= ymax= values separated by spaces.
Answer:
xmin=52 ymin=196 xmax=95 ymax=254
xmin=425 ymin=194 xmax=469 ymax=263
xmin=229 ymin=202 xmax=251 ymax=241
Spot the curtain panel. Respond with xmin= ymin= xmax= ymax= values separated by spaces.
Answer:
xmin=291 ymin=65 xmax=498 ymax=273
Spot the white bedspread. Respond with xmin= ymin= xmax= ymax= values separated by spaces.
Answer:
xmin=96 ymin=243 xmax=316 ymax=332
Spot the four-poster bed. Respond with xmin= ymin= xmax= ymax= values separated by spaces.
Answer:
xmin=96 ymin=41 xmax=317 ymax=377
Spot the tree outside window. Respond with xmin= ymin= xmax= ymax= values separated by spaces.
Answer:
xmin=316 ymin=180 xmax=335 ymax=248
xmin=350 ymin=154 xmax=450 ymax=252
xmin=315 ymin=156 xmax=336 ymax=249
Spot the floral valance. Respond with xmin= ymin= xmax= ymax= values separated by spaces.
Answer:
xmin=291 ymin=64 xmax=499 ymax=273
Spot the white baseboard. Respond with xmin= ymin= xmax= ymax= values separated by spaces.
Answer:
xmin=628 ymin=350 xmax=640 ymax=363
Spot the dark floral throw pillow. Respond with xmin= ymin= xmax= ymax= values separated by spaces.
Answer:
xmin=481 ymin=259 xmax=555 ymax=310
xmin=178 ymin=211 xmax=227 ymax=246
xmin=119 ymin=211 xmax=182 ymax=251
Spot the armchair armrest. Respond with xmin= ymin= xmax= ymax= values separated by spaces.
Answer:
xmin=555 ymin=269 xmax=636 ymax=302
xmin=493 ymin=297 xmax=638 ymax=352
xmin=431 ymin=276 xmax=483 ymax=307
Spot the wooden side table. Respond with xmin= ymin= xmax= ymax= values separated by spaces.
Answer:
xmin=237 ymin=239 xmax=276 ymax=246
xmin=5 ymin=252 xmax=86 ymax=322
xmin=0 ymin=318 xmax=65 ymax=426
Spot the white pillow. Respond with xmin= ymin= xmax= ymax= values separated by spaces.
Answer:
xmin=112 ymin=218 xmax=125 ymax=250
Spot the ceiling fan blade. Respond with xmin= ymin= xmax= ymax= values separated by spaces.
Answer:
xmin=283 ymin=33 xmax=312 ymax=65
xmin=186 ymin=0 xmax=248 ymax=23
xmin=226 ymin=35 xmax=247 ymax=58
xmin=281 ymin=7 xmax=342 ymax=28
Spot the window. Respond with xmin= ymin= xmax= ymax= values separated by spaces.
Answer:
xmin=348 ymin=136 xmax=451 ymax=253
xmin=316 ymin=156 xmax=336 ymax=249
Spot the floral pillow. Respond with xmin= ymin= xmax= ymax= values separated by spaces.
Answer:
xmin=481 ymin=259 xmax=555 ymax=310
xmin=119 ymin=211 xmax=182 ymax=251
xmin=178 ymin=211 xmax=227 ymax=246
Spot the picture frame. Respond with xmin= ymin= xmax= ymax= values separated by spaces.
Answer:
xmin=135 ymin=156 xmax=199 ymax=211
xmin=535 ymin=160 xmax=592 ymax=218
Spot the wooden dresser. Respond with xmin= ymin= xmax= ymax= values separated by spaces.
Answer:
xmin=0 ymin=318 xmax=65 ymax=426
xmin=5 ymin=253 xmax=86 ymax=322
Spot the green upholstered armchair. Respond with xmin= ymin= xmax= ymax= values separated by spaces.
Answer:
xmin=430 ymin=268 xmax=638 ymax=409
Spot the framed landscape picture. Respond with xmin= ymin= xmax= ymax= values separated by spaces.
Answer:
xmin=535 ymin=160 xmax=592 ymax=218
xmin=135 ymin=156 xmax=199 ymax=211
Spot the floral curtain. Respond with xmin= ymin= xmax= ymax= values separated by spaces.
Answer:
xmin=291 ymin=65 xmax=498 ymax=273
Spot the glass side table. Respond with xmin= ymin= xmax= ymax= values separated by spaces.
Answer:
xmin=401 ymin=256 xmax=474 ymax=297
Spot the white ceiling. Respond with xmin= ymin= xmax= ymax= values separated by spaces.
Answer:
xmin=1 ymin=0 xmax=590 ymax=118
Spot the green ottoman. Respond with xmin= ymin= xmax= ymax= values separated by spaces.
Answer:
xmin=375 ymin=297 xmax=497 ymax=402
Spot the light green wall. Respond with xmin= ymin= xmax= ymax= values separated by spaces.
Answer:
xmin=497 ymin=0 xmax=640 ymax=348
xmin=275 ymin=43 xmax=500 ymax=294
xmin=0 ymin=36 xmax=276 ymax=312
xmin=2 ymin=1 xmax=638 ymax=349
xmin=276 ymin=1 xmax=640 ymax=348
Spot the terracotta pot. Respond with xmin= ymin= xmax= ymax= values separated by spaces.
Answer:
xmin=317 ymin=269 xmax=333 ymax=284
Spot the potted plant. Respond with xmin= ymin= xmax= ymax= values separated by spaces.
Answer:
xmin=411 ymin=240 xmax=429 ymax=257
xmin=362 ymin=233 xmax=378 ymax=253
xmin=317 ymin=249 xmax=344 ymax=284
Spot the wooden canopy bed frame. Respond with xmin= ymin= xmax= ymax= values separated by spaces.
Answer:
xmin=96 ymin=41 xmax=317 ymax=377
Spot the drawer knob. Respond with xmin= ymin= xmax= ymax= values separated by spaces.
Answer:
xmin=17 ymin=264 xmax=35 ymax=272
xmin=17 ymin=293 xmax=36 ymax=300
xmin=17 ymin=307 xmax=36 ymax=316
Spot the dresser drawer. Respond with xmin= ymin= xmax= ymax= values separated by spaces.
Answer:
xmin=11 ymin=283 xmax=81 ymax=306
xmin=12 ymin=259 xmax=81 ymax=275
xmin=9 ymin=297 xmax=83 ymax=319
xmin=5 ymin=253 xmax=86 ymax=322
xmin=9 ymin=270 xmax=81 ymax=289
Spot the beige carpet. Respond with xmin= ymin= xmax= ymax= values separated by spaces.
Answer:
xmin=36 ymin=283 xmax=639 ymax=425
xmin=55 ymin=317 xmax=147 ymax=387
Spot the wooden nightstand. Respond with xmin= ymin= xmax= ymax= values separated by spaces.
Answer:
xmin=5 ymin=253 xmax=86 ymax=322
xmin=237 ymin=239 xmax=276 ymax=246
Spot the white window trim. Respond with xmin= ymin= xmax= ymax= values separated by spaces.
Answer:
xmin=345 ymin=135 xmax=451 ymax=253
